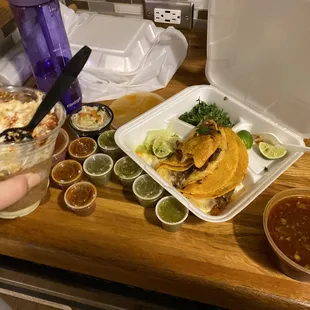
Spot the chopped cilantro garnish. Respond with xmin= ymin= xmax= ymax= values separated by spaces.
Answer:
xmin=179 ymin=98 xmax=232 ymax=128
xmin=197 ymin=125 xmax=211 ymax=135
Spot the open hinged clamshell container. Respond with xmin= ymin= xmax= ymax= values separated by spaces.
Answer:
xmin=116 ymin=0 xmax=309 ymax=222
xmin=69 ymin=14 xmax=161 ymax=77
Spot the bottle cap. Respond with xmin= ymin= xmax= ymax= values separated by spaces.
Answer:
xmin=9 ymin=0 xmax=52 ymax=7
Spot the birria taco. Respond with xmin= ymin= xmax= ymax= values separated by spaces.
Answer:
xmin=156 ymin=123 xmax=248 ymax=216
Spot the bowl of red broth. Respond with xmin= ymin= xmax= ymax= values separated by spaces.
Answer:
xmin=264 ymin=188 xmax=310 ymax=281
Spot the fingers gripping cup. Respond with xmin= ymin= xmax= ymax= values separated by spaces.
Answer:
xmin=0 ymin=86 xmax=66 ymax=218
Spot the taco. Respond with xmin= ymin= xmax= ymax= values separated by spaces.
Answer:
xmin=184 ymin=129 xmax=249 ymax=215
xmin=181 ymin=128 xmax=240 ymax=196
xmin=156 ymin=127 xmax=248 ymax=215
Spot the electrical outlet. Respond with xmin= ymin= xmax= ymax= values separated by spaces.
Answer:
xmin=155 ymin=8 xmax=181 ymax=25
xmin=143 ymin=0 xmax=194 ymax=30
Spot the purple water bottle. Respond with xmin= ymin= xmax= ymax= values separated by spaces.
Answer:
xmin=9 ymin=0 xmax=82 ymax=114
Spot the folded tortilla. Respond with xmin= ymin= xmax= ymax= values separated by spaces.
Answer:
xmin=181 ymin=128 xmax=240 ymax=196
xmin=182 ymin=127 xmax=227 ymax=187
xmin=160 ymin=155 xmax=193 ymax=170
xmin=181 ymin=130 xmax=222 ymax=168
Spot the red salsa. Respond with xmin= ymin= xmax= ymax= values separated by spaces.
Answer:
xmin=268 ymin=196 xmax=310 ymax=269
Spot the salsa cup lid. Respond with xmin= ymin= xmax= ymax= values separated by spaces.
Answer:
xmin=133 ymin=174 xmax=164 ymax=201
xmin=155 ymin=196 xmax=189 ymax=226
xmin=263 ymin=188 xmax=310 ymax=276
xmin=51 ymin=159 xmax=83 ymax=185
xmin=83 ymin=153 xmax=113 ymax=177
xmin=64 ymin=181 xmax=97 ymax=210
xmin=97 ymin=130 xmax=119 ymax=150
xmin=69 ymin=103 xmax=114 ymax=138
xmin=114 ymin=156 xmax=143 ymax=180
xmin=68 ymin=137 xmax=97 ymax=159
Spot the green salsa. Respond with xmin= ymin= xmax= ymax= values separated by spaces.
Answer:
xmin=99 ymin=130 xmax=118 ymax=148
xmin=134 ymin=175 xmax=163 ymax=199
xmin=86 ymin=156 xmax=112 ymax=175
xmin=158 ymin=198 xmax=187 ymax=223
xmin=115 ymin=157 xmax=142 ymax=179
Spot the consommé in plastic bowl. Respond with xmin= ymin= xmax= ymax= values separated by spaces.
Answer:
xmin=264 ymin=188 xmax=310 ymax=282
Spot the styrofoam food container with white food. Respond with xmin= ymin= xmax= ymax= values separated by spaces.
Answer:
xmin=116 ymin=0 xmax=309 ymax=222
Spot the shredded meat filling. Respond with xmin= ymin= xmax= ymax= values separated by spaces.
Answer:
xmin=171 ymin=148 xmax=223 ymax=189
xmin=171 ymin=166 xmax=195 ymax=189
xmin=210 ymin=190 xmax=234 ymax=216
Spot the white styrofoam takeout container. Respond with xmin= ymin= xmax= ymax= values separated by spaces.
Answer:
xmin=116 ymin=0 xmax=309 ymax=222
xmin=69 ymin=14 xmax=161 ymax=76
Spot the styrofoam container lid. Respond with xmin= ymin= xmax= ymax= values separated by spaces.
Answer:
xmin=69 ymin=14 xmax=161 ymax=74
xmin=207 ymin=0 xmax=310 ymax=137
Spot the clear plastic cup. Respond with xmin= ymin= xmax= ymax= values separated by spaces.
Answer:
xmin=64 ymin=182 xmax=97 ymax=216
xmin=0 ymin=86 xmax=66 ymax=218
xmin=97 ymin=130 xmax=123 ymax=160
xmin=83 ymin=154 xmax=113 ymax=186
xmin=114 ymin=156 xmax=143 ymax=187
xmin=155 ymin=196 xmax=189 ymax=232
xmin=132 ymin=174 xmax=164 ymax=208
xmin=52 ymin=128 xmax=69 ymax=168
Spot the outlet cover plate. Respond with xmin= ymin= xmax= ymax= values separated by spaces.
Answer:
xmin=143 ymin=0 xmax=194 ymax=30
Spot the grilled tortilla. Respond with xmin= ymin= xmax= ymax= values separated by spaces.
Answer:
xmin=156 ymin=126 xmax=249 ymax=216
xmin=185 ymin=191 xmax=235 ymax=216
xmin=182 ymin=127 xmax=227 ymax=187
xmin=180 ymin=128 xmax=222 ymax=168
xmin=157 ymin=127 xmax=226 ymax=188
xmin=181 ymin=128 xmax=239 ymax=196
xmin=184 ymin=130 xmax=248 ymax=215
xmin=160 ymin=155 xmax=193 ymax=170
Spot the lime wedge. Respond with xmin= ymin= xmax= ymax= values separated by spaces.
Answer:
xmin=152 ymin=137 xmax=174 ymax=159
xmin=237 ymin=130 xmax=253 ymax=149
xmin=259 ymin=142 xmax=287 ymax=159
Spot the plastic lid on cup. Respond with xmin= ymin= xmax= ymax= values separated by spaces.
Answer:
xmin=83 ymin=154 xmax=113 ymax=177
xmin=9 ymin=0 xmax=51 ymax=7
xmin=114 ymin=156 xmax=143 ymax=180
xmin=133 ymin=174 xmax=163 ymax=201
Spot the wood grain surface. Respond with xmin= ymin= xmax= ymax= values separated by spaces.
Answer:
xmin=0 ymin=18 xmax=310 ymax=310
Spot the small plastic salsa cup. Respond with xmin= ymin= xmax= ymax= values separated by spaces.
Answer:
xmin=83 ymin=154 xmax=113 ymax=186
xmin=52 ymin=128 xmax=69 ymax=167
xmin=68 ymin=137 xmax=97 ymax=163
xmin=97 ymin=130 xmax=123 ymax=160
xmin=114 ymin=156 xmax=143 ymax=187
xmin=133 ymin=174 xmax=164 ymax=208
xmin=155 ymin=196 xmax=189 ymax=232
xmin=51 ymin=159 xmax=83 ymax=190
xmin=64 ymin=182 xmax=97 ymax=216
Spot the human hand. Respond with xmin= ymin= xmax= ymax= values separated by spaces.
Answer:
xmin=0 ymin=172 xmax=46 ymax=211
